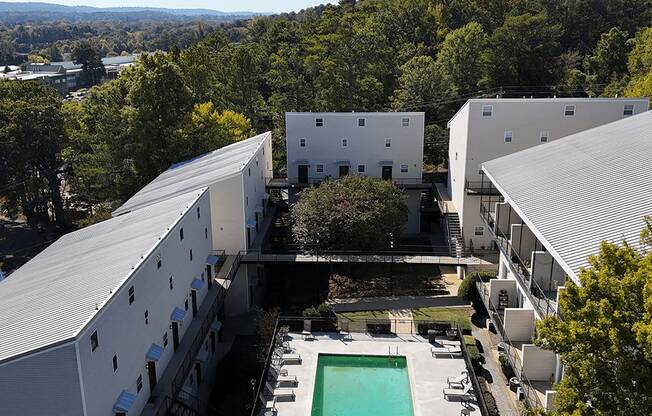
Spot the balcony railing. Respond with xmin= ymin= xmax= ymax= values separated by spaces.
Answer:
xmin=466 ymin=180 xmax=502 ymax=195
xmin=480 ymin=203 xmax=558 ymax=318
xmin=476 ymin=283 xmax=544 ymax=410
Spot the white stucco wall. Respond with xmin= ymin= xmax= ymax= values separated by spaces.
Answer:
xmin=77 ymin=191 xmax=213 ymax=416
xmin=504 ymin=308 xmax=535 ymax=342
xmin=521 ymin=344 xmax=557 ymax=381
xmin=285 ymin=112 xmax=424 ymax=183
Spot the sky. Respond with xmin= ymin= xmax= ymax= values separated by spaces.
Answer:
xmin=3 ymin=0 xmax=336 ymax=12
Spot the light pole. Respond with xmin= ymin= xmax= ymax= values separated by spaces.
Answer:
xmin=389 ymin=233 xmax=394 ymax=296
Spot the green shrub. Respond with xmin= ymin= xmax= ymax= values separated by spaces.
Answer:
xmin=498 ymin=353 xmax=515 ymax=379
xmin=302 ymin=303 xmax=332 ymax=317
xmin=466 ymin=344 xmax=485 ymax=370
xmin=458 ymin=273 xmax=478 ymax=301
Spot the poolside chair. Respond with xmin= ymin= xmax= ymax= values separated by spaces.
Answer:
xmin=302 ymin=319 xmax=316 ymax=341
xmin=431 ymin=346 xmax=462 ymax=358
xmin=265 ymin=382 xmax=296 ymax=402
xmin=339 ymin=319 xmax=353 ymax=341
xmin=259 ymin=393 xmax=277 ymax=415
xmin=442 ymin=383 xmax=474 ymax=401
xmin=273 ymin=349 xmax=302 ymax=364
xmin=268 ymin=366 xmax=298 ymax=387
xmin=270 ymin=363 xmax=288 ymax=376
xmin=446 ymin=370 xmax=469 ymax=388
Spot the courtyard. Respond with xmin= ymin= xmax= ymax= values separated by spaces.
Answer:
xmin=270 ymin=332 xmax=481 ymax=416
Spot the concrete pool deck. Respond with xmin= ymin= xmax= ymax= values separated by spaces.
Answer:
xmin=272 ymin=332 xmax=481 ymax=416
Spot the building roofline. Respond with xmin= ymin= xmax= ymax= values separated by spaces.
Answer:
xmin=285 ymin=111 xmax=425 ymax=116
xmin=446 ymin=97 xmax=650 ymax=128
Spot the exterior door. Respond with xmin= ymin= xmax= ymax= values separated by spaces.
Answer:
xmin=382 ymin=166 xmax=393 ymax=180
xmin=172 ymin=322 xmax=180 ymax=351
xmin=210 ymin=331 xmax=216 ymax=354
xmin=298 ymin=165 xmax=308 ymax=183
xmin=206 ymin=265 xmax=212 ymax=289
xmin=195 ymin=362 xmax=202 ymax=387
xmin=147 ymin=361 xmax=157 ymax=390
xmin=339 ymin=165 xmax=350 ymax=177
xmin=191 ymin=290 xmax=197 ymax=317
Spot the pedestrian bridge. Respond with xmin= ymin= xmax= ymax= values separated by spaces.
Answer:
xmin=239 ymin=250 xmax=493 ymax=266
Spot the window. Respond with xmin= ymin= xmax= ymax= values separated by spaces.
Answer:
xmin=112 ymin=354 xmax=118 ymax=372
xmin=184 ymin=299 xmax=189 ymax=311
xmin=156 ymin=255 xmax=162 ymax=269
xmin=189 ymin=250 xmax=193 ymax=261
xmin=246 ymin=196 xmax=249 ymax=206
xmin=128 ymin=286 xmax=135 ymax=304
xmin=358 ymin=118 xmax=366 ymax=127
xmin=197 ymin=207 xmax=201 ymax=219
xmin=169 ymin=276 xmax=173 ymax=290
xmin=482 ymin=105 xmax=493 ymax=117
xmin=91 ymin=331 xmax=99 ymax=351
xmin=144 ymin=310 xmax=149 ymax=325
xmin=455 ymin=152 xmax=458 ymax=161
xmin=564 ymin=105 xmax=575 ymax=117
xmin=474 ymin=226 xmax=484 ymax=236
xmin=504 ymin=131 xmax=513 ymax=143
xmin=385 ymin=138 xmax=391 ymax=148
xmin=205 ymin=228 xmax=208 ymax=240
xmin=358 ymin=165 xmax=365 ymax=173
xmin=400 ymin=164 xmax=408 ymax=173
xmin=248 ymin=168 xmax=251 ymax=176
xmin=624 ymin=104 xmax=634 ymax=116
xmin=163 ymin=332 xmax=168 ymax=347
xmin=179 ymin=228 xmax=184 ymax=241
xmin=540 ymin=130 xmax=549 ymax=143
xmin=316 ymin=164 xmax=324 ymax=173
xmin=341 ymin=138 xmax=349 ymax=148
xmin=401 ymin=117 xmax=409 ymax=127
xmin=137 ymin=375 xmax=143 ymax=393
xmin=315 ymin=118 xmax=323 ymax=127
xmin=299 ymin=138 xmax=306 ymax=147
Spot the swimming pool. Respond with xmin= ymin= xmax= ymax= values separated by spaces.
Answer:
xmin=310 ymin=354 xmax=415 ymax=416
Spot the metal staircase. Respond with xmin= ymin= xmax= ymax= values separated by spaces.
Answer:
xmin=445 ymin=213 xmax=465 ymax=258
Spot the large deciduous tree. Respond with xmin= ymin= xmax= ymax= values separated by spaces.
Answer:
xmin=72 ymin=41 xmax=106 ymax=87
xmin=291 ymin=176 xmax=407 ymax=252
xmin=536 ymin=230 xmax=652 ymax=415
xmin=0 ymin=81 xmax=67 ymax=228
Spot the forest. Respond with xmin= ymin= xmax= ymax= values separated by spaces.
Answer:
xmin=1 ymin=0 xmax=652 ymax=231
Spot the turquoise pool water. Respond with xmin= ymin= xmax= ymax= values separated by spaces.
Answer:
xmin=311 ymin=354 xmax=415 ymax=416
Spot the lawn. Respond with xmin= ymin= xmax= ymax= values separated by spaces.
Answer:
xmin=337 ymin=306 xmax=472 ymax=332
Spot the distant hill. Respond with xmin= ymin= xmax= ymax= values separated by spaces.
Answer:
xmin=0 ymin=2 xmax=269 ymax=17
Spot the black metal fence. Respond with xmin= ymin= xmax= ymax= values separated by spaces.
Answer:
xmin=249 ymin=316 xmax=491 ymax=416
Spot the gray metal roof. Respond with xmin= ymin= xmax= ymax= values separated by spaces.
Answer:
xmin=113 ymin=132 xmax=270 ymax=216
xmin=483 ymin=111 xmax=652 ymax=281
xmin=0 ymin=188 xmax=205 ymax=363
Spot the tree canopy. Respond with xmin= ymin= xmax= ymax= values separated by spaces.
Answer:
xmin=291 ymin=176 xmax=408 ymax=252
xmin=536 ymin=227 xmax=652 ymax=415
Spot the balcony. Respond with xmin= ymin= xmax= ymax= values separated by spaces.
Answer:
xmin=476 ymin=279 xmax=555 ymax=410
xmin=480 ymin=201 xmax=561 ymax=319
xmin=465 ymin=179 xmax=503 ymax=196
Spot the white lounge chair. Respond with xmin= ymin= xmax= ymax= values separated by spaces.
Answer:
xmin=446 ymin=370 xmax=469 ymax=388
xmin=270 ymin=363 xmax=288 ymax=376
xmin=443 ymin=384 xmax=473 ymax=401
xmin=268 ymin=366 xmax=298 ymax=387
xmin=259 ymin=393 xmax=277 ymax=415
xmin=302 ymin=319 xmax=316 ymax=341
xmin=431 ymin=346 xmax=462 ymax=358
xmin=274 ymin=350 xmax=302 ymax=364
xmin=265 ymin=382 xmax=296 ymax=402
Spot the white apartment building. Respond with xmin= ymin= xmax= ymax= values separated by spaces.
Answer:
xmin=0 ymin=133 xmax=273 ymax=416
xmin=285 ymin=112 xmax=425 ymax=233
xmin=114 ymin=132 xmax=273 ymax=316
xmin=477 ymin=111 xmax=652 ymax=410
xmin=444 ymin=98 xmax=649 ymax=252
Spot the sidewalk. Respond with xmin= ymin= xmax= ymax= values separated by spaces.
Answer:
xmin=329 ymin=294 xmax=467 ymax=313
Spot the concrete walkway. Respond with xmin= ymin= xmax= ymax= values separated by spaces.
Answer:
xmin=472 ymin=324 xmax=521 ymax=416
xmin=329 ymin=294 xmax=468 ymax=313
